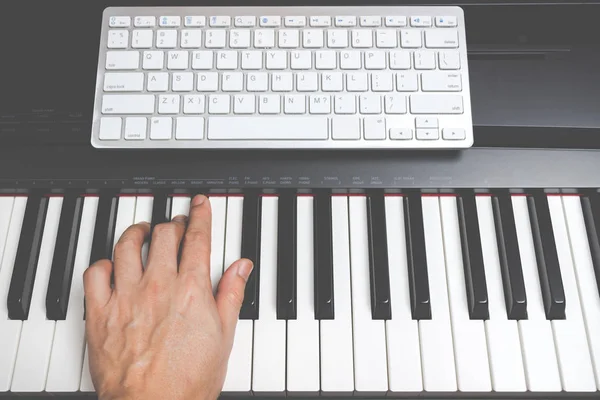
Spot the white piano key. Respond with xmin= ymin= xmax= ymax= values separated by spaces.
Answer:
xmin=419 ymin=196 xmax=457 ymax=392
xmin=439 ymin=196 xmax=491 ymax=391
xmin=133 ymin=196 xmax=153 ymax=267
xmin=348 ymin=196 xmax=388 ymax=393
xmin=547 ymin=196 xmax=596 ymax=392
xmin=512 ymin=196 xmax=561 ymax=392
xmin=477 ymin=196 xmax=526 ymax=392
xmin=320 ymin=196 xmax=354 ymax=393
xmin=171 ymin=196 xmax=191 ymax=217
xmin=209 ymin=196 xmax=227 ymax=294
xmin=562 ymin=195 xmax=600 ymax=388
xmin=0 ymin=197 xmax=26 ymax=391
xmin=222 ymin=196 xmax=253 ymax=393
xmin=252 ymin=196 xmax=286 ymax=393
xmin=0 ymin=197 xmax=14 ymax=261
xmin=80 ymin=346 xmax=94 ymax=392
xmin=287 ymin=196 xmax=320 ymax=393
xmin=112 ymin=196 xmax=137 ymax=253
xmin=384 ymin=196 xmax=423 ymax=392
xmin=46 ymin=197 xmax=99 ymax=392
xmin=11 ymin=197 xmax=63 ymax=392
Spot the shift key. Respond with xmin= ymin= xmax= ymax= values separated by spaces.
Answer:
xmin=102 ymin=95 xmax=155 ymax=114
xmin=410 ymin=94 xmax=463 ymax=114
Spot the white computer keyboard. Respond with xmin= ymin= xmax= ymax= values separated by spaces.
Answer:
xmin=92 ymin=6 xmax=473 ymax=149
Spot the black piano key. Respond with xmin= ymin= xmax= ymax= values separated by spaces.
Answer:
xmin=239 ymin=192 xmax=262 ymax=320
xmin=276 ymin=191 xmax=296 ymax=320
xmin=581 ymin=193 xmax=600 ymax=296
xmin=151 ymin=191 xmax=171 ymax=229
xmin=456 ymin=193 xmax=489 ymax=320
xmin=527 ymin=193 xmax=566 ymax=320
xmin=7 ymin=193 xmax=49 ymax=320
xmin=89 ymin=193 xmax=119 ymax=265
xmin=46 ymin=194 xmax=84 ymax=320
xmin=367 ymin=191 xmax=392 ymax=320
xmin=492 ymin=192 xmax=528 ymax=320
xmin=314 ymin=191 xmax=334 ymax=320
xmin=404 ymin=193 xmax=431 ymax=320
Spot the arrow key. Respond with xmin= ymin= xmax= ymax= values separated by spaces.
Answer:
xmin=416 ymin=117 xmax=438 ymax=128
xmin=442 ymin=128 xmax=466 ymax=140
xmin=416 ymin=128 xmax=439 ymax=140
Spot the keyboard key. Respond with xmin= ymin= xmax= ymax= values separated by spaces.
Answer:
xmin=208 ymin=117 xmax=328 ymax=140
xmin=360 ymin=16 xmax=381 ymax=27
xmin=385 ymin=16 xmax=407 ymax=27
xmin=176 ymin=117 xmax=204 ymax=140
xmin=109 ymin=16 xmax=131 ymax=27
xmin=102 ymin=95 xmax=155 ymax=115
xmin=156 ymin=29 xmax=178 ymax=48
xmin=334 ymin=16 xmax=356 ymax=27
xmin=314 ymin=191 xmax=334 ymax=319
xmin=107 ymin=30 xmax=129 ymax=48
xmin=421 ymin=72 xmax=462 ymax=91
xmin=527 ymin=193 xmax=566 ymax=319
xmin=105 ymin=51 xmax=139 ymax=70
xmin=133 ymin=196 xmax=153 ymax=267
xmin=209 ymin=16 xmax=231 ymax=27
xmin=581 ymin=193 xmax=600 ymax=296
xmin=134 ymin=16 xmax=156 ymax=27
xmin=425 ymin=29 xmax=459 ymax=48
xmin=276 ymin=191 xmax=297 ymax=320
xmin=366 ymin=191 xmax=391 ymax=319
xmin=259 ymin=16 xmax=280 ymax=27
xmin=185 ymin=16 xmax=206 ymax=27
xmin=208 ymin=196 xmax=227 ymax=294
xmin=400 ymin=30 xmax=422 ymax=48
xmin=104 ymin=72 xmax=144 ymax=92
xmin=410 ymin=16 xmax=432 ymax=27
xmin=240 ymin=192 xmax=261 ymax=320
xmin=89 ymin=193 xmax=119 ymax=265
xmin=310 ymin=16 xmax=331 ymax=27
xmin=410 ymin=94 xmax=463 ymax=114
xmin=151 ymin=191 xmax=171 ymax=230
xmin=99 ymin=117 xmax=122 ymax=140
xmin=285 ymin=16 xmax=306 ymax=27
xmin=436 ymin=16 xmax=457 ymax=27
xmin=234 ymin=16 xmax=255 ymax=27
xmin=159 ymin=16 xmax=181 ymax=27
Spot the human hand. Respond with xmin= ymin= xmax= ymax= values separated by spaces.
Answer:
xmin=83 ymin=195 xmax=253 ymax=400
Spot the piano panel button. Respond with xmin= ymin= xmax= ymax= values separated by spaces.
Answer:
xmin=419 ymin=196 xmax=457 ymax=392
xmin=0 ymin=197 xmax=26 ymax=391
xmin=477 ymin=196 xmax=526 ymax=392
xmin=457 ymin=193 xmax=489 ymax=320
xmin=580 ymin=194 xmax=600 ymax=297
xmin=527 ymin=193 xmax=566 ymax=319
xmin=492 ymin=192 xmax=527 ymax=320
xmin=366 ymin=191 xmax=392 ymax=320
xmin=151 ymin=191 xmax=172 ymax=230
xmin=287 ymin=196 xmax=320 ymax=393
xmin=11 ymin=197 xmax=62 ymax=392
xmin=512 ymin=196 xmax=561 ymax=392
xmin=89 ymin=193 xmax=119 ymax=265
xmin=384 ymin=196 xmax=423 ymax=392
xmin=46 ymin=194 xmax=85 ymax=320
xmin=548 ymin=196 xmax=596 ymax=392
xmin=439 ymin=197 xmax=492 ymax=391
xmin=133 ymin=196 xmax=153 ymax=268
xmin=404 ymin=192 xmax=431 ymax=320
xmin=170 ymin=196 xmax=191 ymax=218
xmin=276 ymin=191 xmax=297 ymax=320
xmin=80 ymin=346 xmax=94 ymax=392
xmin=240 ymin=192 xmax=262 ymax=320
xmin=222 ymin=196 xmax=253 ymax=393
xmin=348 ymin=196 xmax=388 ymax=393
xmin=46 ymin=197 xmax=99 ymax=392
xmin=252 ymin=196 xmax=286 ymax=393
xmin=320 ymin=196 xmax=354 ymax=393
xmin=314 ymin=191 xmax=334 ymax=320
xmin=8 ymin=193 xmax=49 ymax=320
xmin=209 ymin=196 xmax=227 ymax=295
xmin=561 ymin=196 xmax=600 ymax=389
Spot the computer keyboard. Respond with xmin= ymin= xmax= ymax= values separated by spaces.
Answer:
xmin=92 ymin=7 xmax=473 ymax=149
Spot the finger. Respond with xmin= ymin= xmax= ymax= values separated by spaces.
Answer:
xmin=146 ymin=215 xmax=188 ymax=276
xmin=179 ymin=195 xmax=212 ymax=276
xmin=113 ymin=222 xmax=150 ymax=290
xmin=215 ymin=258 xmax=253 ymax=339
xmin=83 ymin=259 xmax=113 ymax=312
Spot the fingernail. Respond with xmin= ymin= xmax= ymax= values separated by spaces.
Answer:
xmin=172 ymin=214 xmax=188 ymax=223
xmin=192 ymin=195 xmax=206 ymax=206
xmin=236 ymin=259 xmax=254 ymax=282
xmin=139 ymin=221 xmax=151 ymax=228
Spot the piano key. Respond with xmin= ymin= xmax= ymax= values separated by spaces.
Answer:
xmin=11 ymin=197 xmax=63 ymax=392
xmin=0 ymin=197 xmax=26 ymax=391
xmin=419 ymin=196 xmax=456 ymax=391
xmin=348 ymin=196 xmax=388 ymax=393
xmin=580 ymin=193 xmax=600 ymax=297
xmin=561 ymin=195 xmax=600 ymax=388
xmin=527 ymin=193 xmax=566 ymax=319
xmin=133 ymin=196 xmax=153 ymax=267
xmin=384 ymin=195 xmax=423 ymax=392
xmin=404 ymin=192 xmax=431 ymax=319
xmin=89 ymin=193 xmax=119 ymax=265
xmin=492 ymin=191 xmax=527 ymax=320
xmin=46 ymin=197 xmax=98 ymax=392
xmin=46 ymin=193 xmax=84 ymax=320
xmin=320 ymin=196 xmax=354 ymax=393
xmin=439 ymin=196 xmax=492 ymax=391
xmin=547 ymin=195 xmax=596 ymax=391
xmin=512 ymin=195 xmax=561 ymax=392
xmin=222 ymin=196 xmax=253 ymax=393
xmin=8 ymin=193 xmax=49 ymax=320
xmin=80 ymin=346 xmax=94 ymax=392
xmin=314 ymin=190 xmax=334 ymax=320
xmin=477 ymin=195 xmax=526 ymax=392
xmin=209 ymin=196 xmax=227 ymax=294
xmin=276 ymin=191 xmax=296 ymax=320
xmin=287 ymin=196 xmax=320 ymax=393
xmin=170 ymin=195 xmax=191 ymax=217
xmin=151 ymin=191 xmax=171 ymax=229
xmin=456 ymin=193 xmax=489 ymax=320
xmin=113 ymin=196 xmax=137 ymax=252
xmin=252 ymin=196 xmax=286 ymax=393
xmin=240 ymin=191 xmax=261 ymax=320
xmin=366 ymin=190 xmax=392 ymax=320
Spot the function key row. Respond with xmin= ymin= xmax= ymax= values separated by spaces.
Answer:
xmin=109 ymin=15 xmax=458 ymax=29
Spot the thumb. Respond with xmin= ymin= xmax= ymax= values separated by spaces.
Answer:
xmin=83 ymin=259 xmax=114 ymax=314
xmin=216 ymin=258 xmax=254 ymax=339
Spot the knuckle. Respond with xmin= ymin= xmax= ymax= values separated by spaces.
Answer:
xmin=227 ymin=287 xmax=245 ymax=309
xmin=153 ymin=222 xmax=177 ymax=238
xmin=184 ymin=229 xmax=209 ymax=245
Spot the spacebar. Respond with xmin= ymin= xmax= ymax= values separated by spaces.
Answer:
xmin=208 ymin=117 xmax=329 ymax=140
